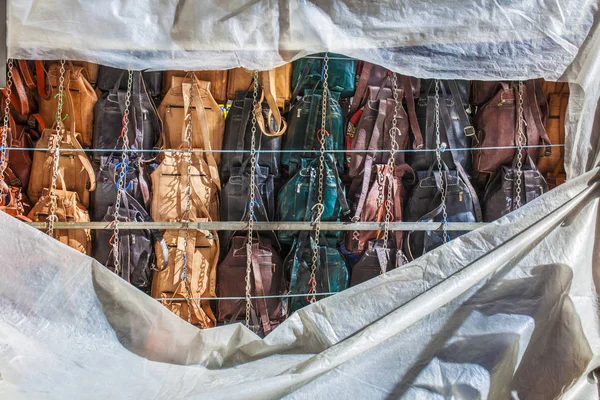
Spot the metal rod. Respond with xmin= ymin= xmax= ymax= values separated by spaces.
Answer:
xmin=0 ymin=144 xmax=564 ymax=154
xmin=155 ymin=292 xmax=338 ymax=301
xmin=25 ymin=221 xmax=487 ymax=231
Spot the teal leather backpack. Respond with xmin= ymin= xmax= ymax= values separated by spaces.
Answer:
xmin=291 ymin=53 xmax=357 ymax=98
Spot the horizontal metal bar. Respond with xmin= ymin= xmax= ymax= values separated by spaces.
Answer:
xmin=2 ymin=144 xmax=564 ymax=154
xmin=25 ymin=221 xmax=487 ymax=231
xmin=155 ymin=292 xmax=338 ymax=301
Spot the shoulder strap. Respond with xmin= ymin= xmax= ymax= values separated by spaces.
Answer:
xmin=290 ymin=58 xmax=318 ymax=104
xmin=66 ymin=129 xmax=96 ymax=192
xmin=35 ymin=61 xmax=51 ymax=99
xmin=402 ymin=76 xmax=424 ymax=149
xmin=17 ymin=61 xmax=36 ymax=88
xmin=256 ymin=70 xmax=287 ymax=137
xmin=250 ymin=243 xmax=273 ymax=335
xmin=525 ymin=80 xmax=552 ymax=157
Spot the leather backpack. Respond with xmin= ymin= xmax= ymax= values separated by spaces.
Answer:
xmin=483 ymin=155 xmax=549 ymax=222
xmin=152 ymin=227 xmax=219 ymax=328
xmin=350 ymin=239 xmax=406 ymax=287
xmin=1 ymin=60 xmax=41 ymax=122
xmin=150 ymin=151 xmax=220 ymax=223
xmin=0 ymin=166 xmax=31 ymax=220
xmin=227 ymin=65 xmax=292 ymax=109
xmin=28 ymin=128 xmax=96 ymax=208
xmin=217 ymin=236 xmax=286 ymax=336
xmin=92 ymin=71 xmax=162 ymax=160
xmin=90 ymin=155 xmax=150 ymax=222
xmin=282 ymin=89 xmax=345 ymax=176
xmin=284 ymin=232 xmax=349 ymax=314
xmin=6 ymin=113 xmax=43 ymax=188
xmin=473 ymin=80 xmax=551 ymax=182
xmin=277 ymin=154 xmax=350 ymax=245
xmin=72 ymin=61 xmax=99 ymax=87
xmin=39 ymin=63 xmax=97 ymax=147
xmin=220 ymin=89 xmax=283 ymax=183
xmin=158 ymin=75 xmax=225 ymax=163
xmin=97 ymin=66 xmax=162 ymax=98
xmin=538 ymin=83 xmax=568 ymax=182
xmin=404 ymin=163 xmax=481 ymax=260
xmin=408 ymin=79 xmax=475 ymax=174
xmin=291 ymin=54 xmax=357 ymax=98
xmin=93 ymin=191 xmax=168 ymax=293
xmin=162 ymin=70 xmax=228 ymax=103
xmin=27 ymin=175 xmax=92 ymax=255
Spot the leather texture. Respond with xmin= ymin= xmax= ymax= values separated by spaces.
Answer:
xmin=277 ymin=155 xmax=350 ymax=245
xmin=284 ymin=233 xmax=349 ymax=313
xmin=28 ymin=128 xmax=96 ymax=208
xmin=350 ymin=239 xmax=407 ymax=287
xmin=72 ymin=61 xmax=99 ymax=86
xmin=220 ymin=90 xmax=282 ymax=182
xmin=162 ymin=70 xmax=228 ymax=103
xmin=282 ymin=89 xmax=344 ymax=176
xmin=538 ymin=83 xmax=568 ymax=177
xmin=227 ymin=65 xmax=292 ymax=109
xmin=483 ymin=155 xmax=549 ymax=222
xmin=0 ymin=167 xmax=31 ymax=220
xmin=291 ymin=54 xmax=357 ymax=98
xmin=39 ymin=63 xmax=97 ymax=147
xmin=158 ymin=75 xmax=225 ymax=164
xmin=6 ymin=114 xmax=39 ymax=188
xmin=97 ymin=66 xmax=162 ymax=98
xmin=408 ymin=79 xmax=474 ymax=173
xmin=93 ymin=191 xmax=167 ymax=293
xmin=217 ymin=236 xmax=286 ymax=336
xmin=27 ymin=184 xmax=91 ymax=255
xmin=473 ymin=80 xmax=551 ymax=180
xmin=150 ymin=151 xmax=220 ymax=223
xmin=92 ymin=71 xmax=162 ymax=160
xmin=152 ymin=228 xmax=219 ymax=328
xmin=404 ymin=166 xmax=479 ymax=260
xmin=90 ymin=156 xmax=150 ymax=222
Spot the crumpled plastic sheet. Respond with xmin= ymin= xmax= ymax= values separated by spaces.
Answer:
xmin=2 ymin=1 xmax=600 ymax=399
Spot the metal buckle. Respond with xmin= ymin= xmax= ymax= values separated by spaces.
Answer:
xmin=464 ymin=126 xmax=476 ymax=137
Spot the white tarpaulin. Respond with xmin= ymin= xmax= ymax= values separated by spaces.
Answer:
xmin=2 ymin=1 xmax=600 ymax=399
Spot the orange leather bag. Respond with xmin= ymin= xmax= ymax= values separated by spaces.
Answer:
xmin=27 ymin=128 xmax=96 ymax=208
xmin=38 ymin=63 xmax=98 ymax=147
xmin=227 ymin=64 xmax=292 ymax=109
xmin=161 ymin=70 xmax=228 ymax=104
xmin=158 ymin=75 xmax=225 ymax=163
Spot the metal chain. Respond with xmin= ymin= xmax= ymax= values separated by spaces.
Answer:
xmin=48 ymin=60 xmax=67 ymax=238
xmin=308 ymin=53 xmax=329 ymax=303
xmin=434 ymin=79 xmax=449 ymax=243
xmin=381 ymin=72 xmax=401 ymax=269
xmin=514 ymin=81 xmax=526 ymax=209
xmin=181 ymin=75 xmax=196 ymax=323
xmin=0 ymin=59 xmax=14 ymax=194
xmin=111 ymin=70 xmax=134 ymax=276
xmin=245 ymin=71 xmax=259 ymax=328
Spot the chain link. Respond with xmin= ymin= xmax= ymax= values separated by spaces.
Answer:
xmin=514 ymin=81 xmax=526 ymax=209
xmin=0 ymin=59 xmax=14 ymax=195
xmin=111 ymin=70 xmax=134 ymax=276
xmin=308 ymin=53 xmax=329 ymax=303
xmin=434 ymin=79 xmax=449 ymax=243
xmin=48 ymin=60 xmax=67 ymax=238
xmin=245 ymin=71 xmax=259 ymax=328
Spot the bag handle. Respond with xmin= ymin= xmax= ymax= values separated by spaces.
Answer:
xmin=64 ymin=128 xmax=97 ymax=192
xmin=255 ymin=70 xmax=287 ymax=137
xmin=250 ymin=243 xmax=273 ymax=335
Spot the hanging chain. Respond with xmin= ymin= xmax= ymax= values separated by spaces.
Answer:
xmin=181 ymin=75 xmax=196 ymax=323
xmin=47 ymin=60 xmax=67 ymax=238
xmin=308 ymin=53 xmax=329 ymax=303
xmin=245 ymin=71 xmax=259 ymax=328
xmin=434 ymin=79 xmax=449 ymax=243
xmin=380 ymin=72 xmax=401 ymax=271
xmin=111 ymin=70 xmax=134 ymax=276
xmin=514 ymin=81 xmax=526 ymax=209
xmin=0 ymin=59 xmax=14 ymax=194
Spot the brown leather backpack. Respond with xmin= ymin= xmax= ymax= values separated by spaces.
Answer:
xmin=217 ymin=236 xmax=286 ymax=336
xmin=27 ymin=174 xmax=92 ymax=254
xmin=38 ymin=63 xmax=98 ymax=147
xmin=158 ymin=75 xmax=225 ymax=163
xmin=6 ymin=113 xmax=43 ymax=189
xmin=152 ymin=227 xmax=219 ymax=328
xmin=538 ymin=83 xmax=568 ymax=180
xmin=0 ymin=166 xmax=31 ymax=221
xmin=227 ymin=65 xmax=292 ymax=109
xmin=473 ymin=80 xmax=551 ymax=182
xmin=162 ymin=70 xmax=228 ymax=103
xmin=28 ymin=128 xmax=96 ymax=208
xmin=150 ymin=151 xmax=220 ymax=223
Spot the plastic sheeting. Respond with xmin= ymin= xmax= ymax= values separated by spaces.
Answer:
xmin=2 ymin=1 xmax=600 ymax=399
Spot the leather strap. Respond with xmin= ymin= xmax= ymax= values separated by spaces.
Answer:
xmin=250 ymin=243 xmax=272 ymax=335
xmin=348 ymin=62 xmax=374 ymax=117
xmin=256 ymin=70 xmax=287 ymax=137
xmin=525 ymin=80 xmax=552 ymax=157
xmin=17 ymin=61 xmax=36 ymax=88
xmin=291 ymin=58 xmax=317 ymax=104
xmin=2 ymin=65 xmax=29 ymax=115
xmin=64 ymin=128 xmax=97 ymax=192
xmin=35 ymin=61 xmax=50 ymax=99
xmin=402 ymin=76 xmax=424 ymax=149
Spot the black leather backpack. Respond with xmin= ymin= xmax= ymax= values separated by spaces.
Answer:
xmin=97 ymin=66 xmax=163 ymax=98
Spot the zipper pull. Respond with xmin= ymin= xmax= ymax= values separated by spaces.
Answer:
xmin=167 ymin=105 xmax=171 ymax=114
xmin=458 ymin=191 xmax=463 ymax=202
xmin=272 ymin=263 xmax=277 ymax=273
xmin=296 ymin=184 xmax=301 ymax=194
xmin=497 ymin=99 xmax=505 ymax=107
xmin=297 ymin=108 xmax=302 ymax=118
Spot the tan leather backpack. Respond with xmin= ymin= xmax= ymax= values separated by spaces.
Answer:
xmin=27 ymin=175 xmax=92 ymax=255
xmin=39 ymin=63 xmax=98 ymax=147
xmin=152 ymin=227 xmax=219 ymax=328
xmin=27 ymin=128 xmax=96 ymax=208
xmin=158 ymin=75 xmax=225 ymax=163
xmin=227 ymin=65 xmax=292 ymax=109
xmin=150 ymin=151 xmax=220 ymax=223
xmin=161 ymin=70 xmax=228 ymax=104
